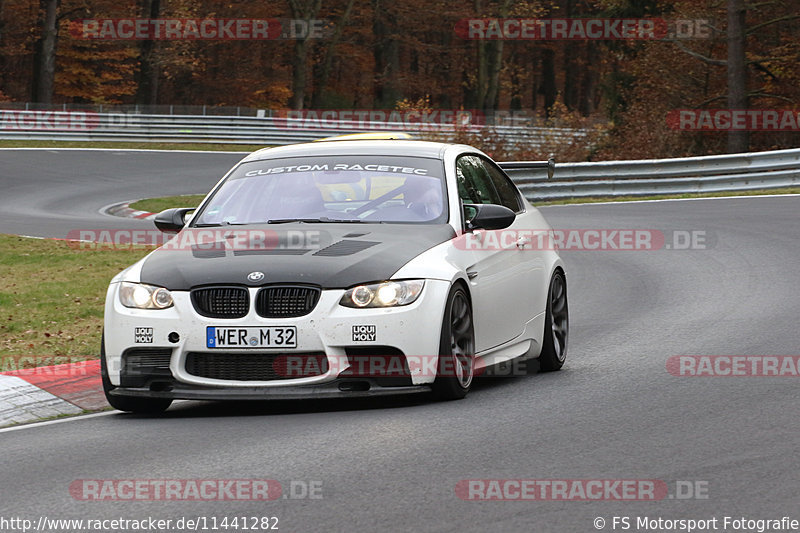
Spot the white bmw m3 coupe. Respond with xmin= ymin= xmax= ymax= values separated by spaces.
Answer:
xmin=102 ymin=139 xmax=568 ymax=412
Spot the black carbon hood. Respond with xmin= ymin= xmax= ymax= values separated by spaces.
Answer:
xmin=139 ymin=223 xmax=456 ymax=290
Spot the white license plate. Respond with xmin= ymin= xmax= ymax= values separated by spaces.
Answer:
xmin=206 ymin=326 xmax=297 ymax=349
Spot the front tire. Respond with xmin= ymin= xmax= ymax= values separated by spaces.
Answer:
xmin=433 ymin=285 xmax=475 ymax=400
xmin=538 ymin=270 xmax=568 ymax=371
xmin=101 ymin=332 xmax=172 ymax=414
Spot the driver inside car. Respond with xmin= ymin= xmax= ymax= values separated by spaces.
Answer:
xmin=403 ymin=176 xmax=444 ymax=220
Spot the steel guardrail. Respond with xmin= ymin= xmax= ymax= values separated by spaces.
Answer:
xmin=0 ymin=110 xmax=583 ymax=149
xmin=499 ymin=148 xmax=800 ymax=200
xmin=2 ymin=109 xmax=797 ymax=201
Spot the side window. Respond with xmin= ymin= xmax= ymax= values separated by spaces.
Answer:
xmin=455 ymin=155 xmax=501 ymax=205
xmin=481 ymin=157 xmax=523 ymax=213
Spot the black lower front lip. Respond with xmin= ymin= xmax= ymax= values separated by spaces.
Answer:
xmin=109 ymin=378 xmax=432 ymax=400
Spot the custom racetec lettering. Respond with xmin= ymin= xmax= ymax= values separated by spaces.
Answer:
xmin=236 ymin=155 xmax=442 ymax=180
xmin=245 ymin=163 xmax=430 ymax=176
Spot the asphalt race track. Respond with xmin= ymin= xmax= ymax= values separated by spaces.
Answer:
xmin=1 ymin=149 xmax=799 ymax=532
xmin=0 ymin=149 xmax=245 ymax=238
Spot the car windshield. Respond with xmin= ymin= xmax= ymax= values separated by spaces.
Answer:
xmin=192 ymin=155 xmax=447 ymax=226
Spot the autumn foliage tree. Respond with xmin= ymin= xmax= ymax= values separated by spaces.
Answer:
xmin=0 ymin=0 xmax=797 ymax=158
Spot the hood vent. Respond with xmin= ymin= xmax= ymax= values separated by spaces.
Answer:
xmin=312 ymin=239 xmax=379 ymax=257
xmin=233 ymin=249 xmax=310 ymax=256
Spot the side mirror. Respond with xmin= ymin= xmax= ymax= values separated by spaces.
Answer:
xmin=154 ymin=208 xmax=194 ymax=233
xmin=464 ymin=203 xmax=516 ymax=231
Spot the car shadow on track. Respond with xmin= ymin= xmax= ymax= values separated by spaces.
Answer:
xmin=119 ymin=394 xmax=433 ymax=420
xmin=113 ymin=359 xmax=554 ymax=420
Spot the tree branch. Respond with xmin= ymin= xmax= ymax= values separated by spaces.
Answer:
xmin=750 ymin=61 xmax=778 ymax=80
xmin=57 ymin=7 xmax=88 ymax=22
xmin=695 ymin=94 xmax=728 ymax=108
xmin=748 ymin=91 xmax=794 ymax=103
xmin=746 ymin=1 xmax=780 ymax=9
xmin=746 ymin=14 xmax=800 ymax=34
xmin=671 ymin=41 xmax=727 ymax=66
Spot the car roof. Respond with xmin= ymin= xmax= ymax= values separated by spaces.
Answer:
xmin=241 ymin=140 xmax=461 ymax=163
xmin=313 ymin=132 xmax=415 ymax=142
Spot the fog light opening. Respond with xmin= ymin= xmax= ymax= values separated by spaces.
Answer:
xmin=149 ymin=381 xmax=173 ymax=392
xmin=338 ymin=381 xmax=370 ymax=392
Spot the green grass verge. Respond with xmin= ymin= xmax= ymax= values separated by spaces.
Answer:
xmin=533 ymin=187 xmax=800 ymax=206
xmin=128 ymin=195 xmax=206 ymax=213
xmin=0 ymin=234 xmax=152 ymax=359
xmin=0 ymin=140 xmax=268 ymax=152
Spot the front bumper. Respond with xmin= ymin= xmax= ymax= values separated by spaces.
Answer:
xmin=109 ymin=378 xmax=432 ymax=401
xmin=103 ymin=280 xmax=451 ymax=396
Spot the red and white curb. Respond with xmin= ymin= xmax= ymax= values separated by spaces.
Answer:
xmin=0 ymin=360 xmax=106 ymax=427
xmin=103 ymin=201 xmax=156 ymax=220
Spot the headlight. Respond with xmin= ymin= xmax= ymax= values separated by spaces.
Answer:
xmin=119 ymin=282 xmax=174 ymax=309
xmin=340 ymin=280 xmax=425 ymax=308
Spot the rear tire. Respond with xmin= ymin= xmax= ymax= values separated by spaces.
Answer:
xmin=538 ymin=270 xmax=568 ymax=372
xmin=101 ymin=332 xmax=172 ymax=414
xmin=433 ymin=286 xmax=475 ymax=400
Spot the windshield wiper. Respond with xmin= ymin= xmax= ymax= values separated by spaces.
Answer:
xmin=193 ymin=221 xmax=248 ymax=227
xmin=266 ymin=217 xmax=365 ymax=224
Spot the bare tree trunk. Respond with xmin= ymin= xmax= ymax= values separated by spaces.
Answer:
xmin=579 ymin=44 xmax=596 ymax=115
xmin=438 ymin=27 xmax=453 ymax=109
xmin=311 ymin=0 xmax=354 ymax=109
xmin=135 ymin=0 xmax=161 ymax=106
xmin=474 ymin=41 xmax=487 ymax=109
xmin=529 ymin=48 xmax=539 ymax=113
xmin=288 ymin=0 xmax=322 ymax=110
xmin=0 ymin=1 xmax=5 ymax=44
xmin=484 ymin=40 xmax=504 ymax=110
xmin=372 ymin=0 xmax=401 ymax=108
xmin=727 ymin=0 xmax=749 ymax=153
xmin=33 ymin=0 xmax=58 ymax=104
xmin=290 ymin=38 xmax=310 ymax=109
xmin=473 ymin=0 xmax=512 ymax=111
xmin=509 ymin=64 xmax=522 ymax=111
xmin=539 ymin=48 xmax=556 ymax=116
xmin=561 ymin=0 xmax=578 ymax=111
xmin=0 ymin=1 xmax=6 ymax=90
